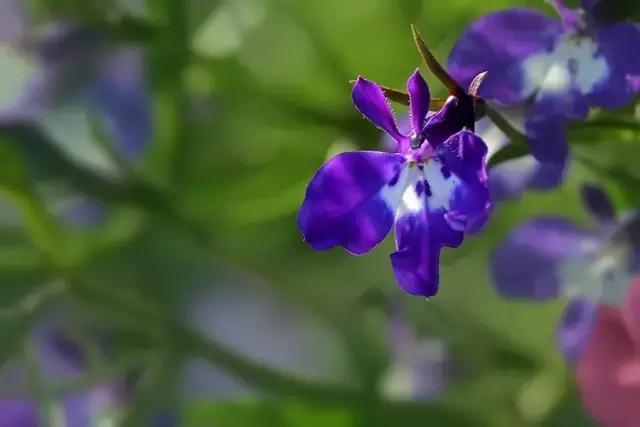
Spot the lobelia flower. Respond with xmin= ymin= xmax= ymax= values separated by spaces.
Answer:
xmin=382 ymin=114 xmax=568 ymax=202
xmin=576 ymin=276 xmax=640 ymax=427
xmin=447 ymin=0 xmax=640 ymax=199
xmin=298 ymin=70 xmax=491 ymax=297
xmin=490 ymin=184 xmax=640 ymax=362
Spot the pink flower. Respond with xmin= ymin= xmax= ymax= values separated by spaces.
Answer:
xmin=577 ymin=276 xmax=640 ymax=427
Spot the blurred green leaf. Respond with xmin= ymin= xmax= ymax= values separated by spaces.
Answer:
xmin=184 ymin=400 xmax=355 ymax=427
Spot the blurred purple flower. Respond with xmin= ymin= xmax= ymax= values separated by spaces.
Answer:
xmin=475 ymin=116 xmax=568 ymax=202
xmin=2 ymin=21 xmax=152 ymax=158
xmin=0 ymin=10 xmax=153 ymax=227
xmin=448 ymin=0 xmax=640 ymax=199
xmin=0 ymin=315 xmax=122 ymax=426
xmin=490 ymin=184 xmax=640 ymax=362
xmin=0 ymin=308 xmax=174 ymax=427
xmin=449 ymin=0 xmax=640 ymax=123
xmin=381 ymin=303 xmax=450 ymax=401
xmin=298 ymin=71 xmax=491 ymax=297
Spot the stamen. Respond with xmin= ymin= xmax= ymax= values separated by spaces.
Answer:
xmin=410 ymin=131 xmax=425 ymax=149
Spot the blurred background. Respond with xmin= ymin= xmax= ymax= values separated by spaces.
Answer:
xmin=0 ymin=0 xmax=638 ymax=426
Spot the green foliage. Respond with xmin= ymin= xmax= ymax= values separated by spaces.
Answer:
xmin=0 ymin=0 xmax=639 ymax=426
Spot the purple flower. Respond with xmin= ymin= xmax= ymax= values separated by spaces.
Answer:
xmin=490 ymin=184 xmax=640 ymax=362
xmin=2 ymin=22 xmax=152 ymax=160
xmin=0 ymin=17 xmax=153 ymax=228
xmin=0 ymin=309 xmax=175 ymax=427
xmin=298 ymin=70 xmax=491 ymax=297
xmin=447 ymin=0 xmax=640 ymax=198
xmin=0 ymin=319 xmax=121 ymax=426
xmin=449 ymin=0 xmax=640 ymax=123
xmin=475 ymin=116 xmax=568 ymax=201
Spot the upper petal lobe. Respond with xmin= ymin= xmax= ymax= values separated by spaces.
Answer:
xmin=352 ymin=77 xmax=405 ymax=145
xmin=407 ymin=70 xmax=430 ymax=136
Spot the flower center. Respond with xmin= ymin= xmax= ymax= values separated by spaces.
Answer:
xmin=410 ymin=131 xmax=426 ymax=150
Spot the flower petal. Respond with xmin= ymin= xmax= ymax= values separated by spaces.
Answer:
xmin=0 ymin=0 xmax=25 ymax=43
xmin=298 ymin=151 xmax=407 ymax=255
xmin=389 ymin=164 xmax=466 ymax=297
xmin=391 ymin=205 xmax=463 ymax=297
xmin=86 ymin=49 xmax=152 ymax=160
xmin=525 ymin=115 xmax=568 ymax=163
xmin=622 ymin=277 xmax=640 ymax=348
xmin=434 ymin=130 xmax=490 ymax=232
xmin=447 ymin=9 xmax=563 ymax=105
xmin=352 ymin=77 xmax=405 ymax=145
xmin=0 ymin=400 xmax=38 ymax=427
xmin=581 ymin=0 xmax=600 ymax=12
xmin=420 ymin=96 xmax=474 ymax=152
xmin=407 ymin=70 xmax=430 ymax=136
xmin=580 ymin=184 xmax=616 ymax=223
xmin=490 ymin=217 xmax=596 ymax=300
xmin=489 ymin=156 xmax=567 ymax=201
xmin=557 ymin=297 xmax=598 ymax=363
xmin=589 ymin=23 xmax=640 ymax=109
xmin=476 ymin=114 xmax=568 ymax=200
xmin=577 ymin=305 xmax=640 ymax=427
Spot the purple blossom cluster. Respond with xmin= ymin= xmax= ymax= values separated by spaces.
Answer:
xmin=298 ymin=0 xmax=640 ymax=303
xmin=297 ymin=3 xmax=640 ymax=418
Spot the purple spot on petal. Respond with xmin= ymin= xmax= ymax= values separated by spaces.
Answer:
xmin=415 ymin=181 xmax=424 ymax=197
xmin=424 ymin=180 xmax=432 ymax=197
xmin=440 ymin=165 xmax=451 ymax=179
xmin=388 ymin=173 xmax=400 ymax=187
xmin=569 ymin=58 xmax=579 ymax=76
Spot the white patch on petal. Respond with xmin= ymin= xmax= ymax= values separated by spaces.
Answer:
xmin=424 ymin=161 xmax=459 ymax=211
xmin=380 ymin=164 xmax=410 ymax=213
xmin=399 ymin=168 xmax=424 ymax=215
xmin=521 ymin=35 xmax=609 ymax=97
xmin=382 ymin=165 xmax=425 ymax=219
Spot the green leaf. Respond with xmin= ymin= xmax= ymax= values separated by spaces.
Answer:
xmin=184 ymin=400 xmax=354 ymax=427
xmin=0 ymin=135 xmax=31 ymax=196
xmin=488 ymin=142 xmax=528 ymax=167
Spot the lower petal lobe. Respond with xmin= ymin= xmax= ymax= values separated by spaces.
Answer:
xmin=390 ymin=166 xmax=465 ymax=297
xmin=391 ymin=207 xmax=463 ymax=298
xmin=298 ymin=151 xmax=406 ymax=255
